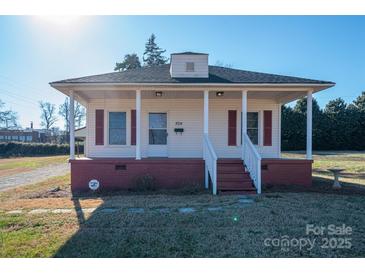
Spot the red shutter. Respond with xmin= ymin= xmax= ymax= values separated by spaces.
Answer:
xmin=95 ymin=109 xmax=104 ymax=146
xmin=263 ymin=110 xmax=272 ymax=146
xmin=131 ymin=109 xmax=136 ymax=145
xmin=228 ymin=110 xmax=237 ymax=146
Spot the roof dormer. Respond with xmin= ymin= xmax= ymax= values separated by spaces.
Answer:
xmin=169 ymin=52 xmax=208 ymax=78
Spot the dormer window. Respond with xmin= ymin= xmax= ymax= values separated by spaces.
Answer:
xmin=186 ymin=62 xmax=195 ymax=72
xmin=169 ymin=52 xmax=208 ymax=78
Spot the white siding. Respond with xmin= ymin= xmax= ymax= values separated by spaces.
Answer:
xmin=87 ymin=99 xmax=136 ymax=158
xmin=86 ymin=98 xmax=280 ymax=159
xmin=209 ymin=99 xmax=280 ymax=158
xmin=170 ymin=54 xmax=208 ymax=78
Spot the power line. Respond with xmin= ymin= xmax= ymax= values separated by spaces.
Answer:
xmin=0 ymin=97 xmax=37 ymax=109
xmin=0 ymin=78 xmax=46 ymax=104
xmin=0 ymin=88 xmax=39 ymax=106
xmin=0 ymin=74 xmax=51 ymax=98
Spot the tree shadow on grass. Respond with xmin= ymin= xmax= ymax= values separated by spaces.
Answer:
xmin=313 ymin=169 xmax=365 ymax=180
xmin=264 ymin=175 xmax=365 ymax=196
xmin=54 ymin=189 xmax=211 ymax=258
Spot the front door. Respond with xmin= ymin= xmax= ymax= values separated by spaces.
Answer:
xmin=148 ymin=112 xmax=168 ymax=157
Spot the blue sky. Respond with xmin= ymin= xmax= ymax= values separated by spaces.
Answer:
xmin=0 ymin=16 xmax=364 ymax=129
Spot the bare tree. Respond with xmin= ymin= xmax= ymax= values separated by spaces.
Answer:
xmin=0 ymin=100 xmax=19 ymax=129
xmin=59 ymin=98 xmax=85 ymax=142
xmin=214 ymin=60 xmax=233 ymax=68
xmin=39 ymin=101 xmax=58 ymax=130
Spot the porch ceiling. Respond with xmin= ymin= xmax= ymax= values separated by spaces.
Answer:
xmin=52 ymin=84 xmax=331 ymax=105
xmin=75 ymin=89 xmax=308 ymax=102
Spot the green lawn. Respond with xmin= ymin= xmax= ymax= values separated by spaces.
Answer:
xmin=283 ymin=151 xmax=365 ymax=186
xmin=0 ymin=156 xmax=68 ymax=177
xmin=0 ymin=151 xmax=364 ymax=258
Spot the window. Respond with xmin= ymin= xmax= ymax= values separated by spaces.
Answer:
xmin=149 ymin=113 xmax=167 ymax=145
xmin=11 ymin=135 xmax=18 ymax=141
xmin=247 ymin=112 xmax=259 ymax=145
xmin=241 ymin=112 xmax=259 ymax=145
xmin=109 ymin=112 xmax=126 ymax=145
xmin=26 ymin=136 xmax=32 ymax=142
xmin=186 ymin=62 xmax=195 ymax=72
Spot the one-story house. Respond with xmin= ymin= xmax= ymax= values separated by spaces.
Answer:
xmin=50 ymin=52 xmax=334 ymax=194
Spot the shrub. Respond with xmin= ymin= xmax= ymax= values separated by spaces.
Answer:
xmin=0 ymin=142 xmax=83 ymax=157
xmin=133 ymin=174 xmax=157 ymax=191
xmin=180 ymin=181 xmax=205 ymax=194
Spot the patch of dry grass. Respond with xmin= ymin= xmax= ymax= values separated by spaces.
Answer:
xmin=1 ymin=191 xmax=364 ymax=258
xmin=0 ymin=156 xmax=68 ymax=177
xmin=283 ymin=151 xmax=365 ymax=186
xmin=0 ymin=174 xmax=71 ymax=205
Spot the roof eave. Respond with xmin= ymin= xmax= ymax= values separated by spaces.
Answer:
xmin=50 ymin=82 xmax=335 ymax=87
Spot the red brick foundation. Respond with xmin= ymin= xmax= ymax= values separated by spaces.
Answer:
xmin=69 ymin=158 xmax=205 ymax=192
xmin=69 ymin=157 xmax=313 ymax=192
xmin=261 ymin=159 xmax=313 ymax=187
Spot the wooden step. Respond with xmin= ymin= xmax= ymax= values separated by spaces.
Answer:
xmin=218 ymin=181 xmax=255 ymax=190
xmin=217 ymin=159 xmax=243 ymax=164
xmin=218 ymin=180 xmax=254 ymax=187
xmin=219 ymin=190 xmax=257 ymax=195
xmin=218 ymin=165 xmax=246 ymax=173
xmin=218 ymin=172 xmax=251 ymax=180
xmin=216 ymin=158 xmax=257 ymax=194
xmin=219 ymin=185 xmax=256 ymax=191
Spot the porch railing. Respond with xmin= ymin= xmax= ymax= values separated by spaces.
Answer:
xmin=243 ymin=133 xmax=262 ymax=194
xmin=203 ymin=133 xmax=218 ymax=195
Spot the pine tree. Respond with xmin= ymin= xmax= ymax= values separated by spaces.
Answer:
xmin=143 ymin=34 xmax=168 ymax=67
xmin=324 ymin=98 xmax=348 ymax=149
xmin=347 ymin=92 xmax=365 ymax=149
xmin=114 ymin=53 xmax=141 ymax=72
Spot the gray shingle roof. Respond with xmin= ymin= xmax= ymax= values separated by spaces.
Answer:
xmin=171 ymin=52 xmax=208 ymax=55
xmin=51 ymin=64 xmax=334 ymax=85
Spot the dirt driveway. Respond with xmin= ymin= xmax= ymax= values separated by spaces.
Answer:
xmin=0 ymin=162 xmax=69 ymax=191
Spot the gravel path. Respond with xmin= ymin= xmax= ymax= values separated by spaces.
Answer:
xmin=0 ymin=163 xmax=70 ymax=191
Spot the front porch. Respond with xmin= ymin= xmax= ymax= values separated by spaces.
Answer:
xmin=64 ymin=87 xmax=315 ymax=195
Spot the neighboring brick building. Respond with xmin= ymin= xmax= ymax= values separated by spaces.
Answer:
xmin=0 ymin=129 xmax=45 ymax=143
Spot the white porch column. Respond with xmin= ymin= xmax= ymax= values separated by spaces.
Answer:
xmin=278 ymin=103 xmax=282 ymax=158
xmin=69 ymin=91 xmax=75 ymax=160
xmin=241 ymin=90 xmax=248 ymax=159
xmin=203 ymin=90 xmax=209 ymax=189
xmin=306 ymin=90 xmax=313 ymax=160
xmin=203 ymin=90 xmax=209 ymax=134
xmin=136 ymin=90 xmax=141 ymax=160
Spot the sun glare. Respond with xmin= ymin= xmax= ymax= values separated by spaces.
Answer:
xmin=36 ymin=15 xmax=82 ymax=26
